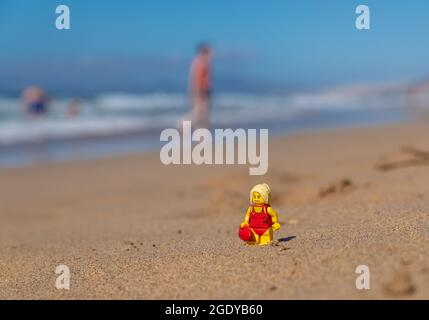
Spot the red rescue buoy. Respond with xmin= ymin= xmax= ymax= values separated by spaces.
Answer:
xmin=238 ymin=225 xmax=253 ymax=241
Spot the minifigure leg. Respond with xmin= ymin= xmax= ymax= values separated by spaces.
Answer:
xmin=247 ymin=229 xmax=259 ymax=245
xmin=258 ymin=228 xmax=273 ymax=246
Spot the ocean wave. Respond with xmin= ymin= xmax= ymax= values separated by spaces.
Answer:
xmin=0 ymin=90 xmax=420 ymax=146
xmin=0 ymin=117 xmax=153 ymax=145
xmin=95 ymin=93 xmax=188 ymax=111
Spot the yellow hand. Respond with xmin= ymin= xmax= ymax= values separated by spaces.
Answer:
xmin=240 ymin=221 xmax=248 ymax=228
xmin=272 ymin=222 xmax=281 ymax=231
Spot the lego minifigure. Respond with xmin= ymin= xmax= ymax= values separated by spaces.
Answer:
xmin=238 ymin=183 xmax=281 ymax=245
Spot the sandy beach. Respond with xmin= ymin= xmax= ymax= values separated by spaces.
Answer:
xmin=1 ymin=120 xmax=429 ymax=300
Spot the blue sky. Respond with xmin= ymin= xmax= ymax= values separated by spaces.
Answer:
xmin=1 ymin=0 xmax=429 ymax=94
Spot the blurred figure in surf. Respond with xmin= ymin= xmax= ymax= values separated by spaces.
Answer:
xmin=22 ymin=86 xmax=49 ymax=116
xmin=179 ymin=43 xmax=213 ymax=130
xmin=68 ymin=97 xmax=82 ymax=117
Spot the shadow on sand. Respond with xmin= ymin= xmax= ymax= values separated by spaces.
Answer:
xmin=278 ymin=236 xmax=296 ymax=243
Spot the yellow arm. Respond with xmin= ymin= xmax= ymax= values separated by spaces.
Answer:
xmin=267 ymin=207 xmax=281 ymax=231
xmin=240 ymin=207 xmax=252 ymax=228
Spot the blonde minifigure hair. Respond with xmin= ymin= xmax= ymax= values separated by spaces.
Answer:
xmin=250 ymin=183 xmax=271 ymax=204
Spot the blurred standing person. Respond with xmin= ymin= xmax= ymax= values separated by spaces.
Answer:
xmin=181 ymin=43 xmax=213 ymax=129
xmin=68 ymin=97 xmax=82 ymax=117
xmin=22 ymin=86 xmax=48 ymax=116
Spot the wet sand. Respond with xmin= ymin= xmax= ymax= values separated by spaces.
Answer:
xmin=1 ymin=121 xmax=429 ymax=299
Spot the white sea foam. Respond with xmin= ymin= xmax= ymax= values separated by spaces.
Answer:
xmin=0 ymin=89 xmax=422 ymax=146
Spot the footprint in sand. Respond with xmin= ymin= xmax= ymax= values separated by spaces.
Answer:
xmin=318 ymin=178 xmax=354 ymax=198
xmin=376 ymin=145 xmax=429 ymax=171
xmin=266 ymin=170 xmax=301 ymax=184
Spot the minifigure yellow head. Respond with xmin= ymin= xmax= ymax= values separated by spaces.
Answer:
xmin=250 ymin=183 xmax=271 ymax=205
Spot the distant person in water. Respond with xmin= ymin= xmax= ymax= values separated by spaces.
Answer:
xmin=180 ymin=43 xmax=213 ymax=129
xmin=68 ymin=97 xmax=81 ymax=117
xmin=22 ymin=86 xmax=48 ymax=116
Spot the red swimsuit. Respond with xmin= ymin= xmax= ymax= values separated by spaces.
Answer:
xmin=249 ymin=204 xmax=273 ymax=235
